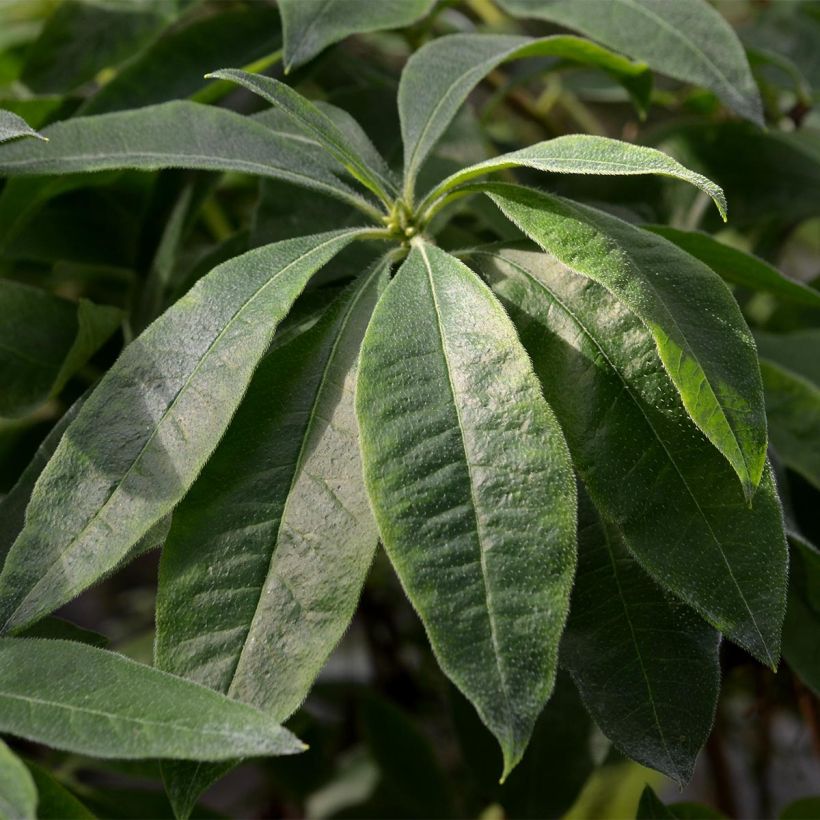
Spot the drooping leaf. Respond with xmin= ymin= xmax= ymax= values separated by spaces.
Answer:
xmin=0 ymin=102 xmax=379 ymax=216
xmin=0 ymin=738 xmax=36 ymax=820
xmin=562 ymin=495 xmax=719 ymax=783
xmin=206 ymin=69 xmax=397 ymax=204
xmin=0 ymin=639 xmax=303 ymax=761
xmin=0 ymin=110 xmax=45 ymax=144
xmin=356 ymin=241 xmax=577 ymax=778
xmin=280 ymin=0 xmax=436 ymax=71
xmin=487 ymin=184 xmax=767 ymax=500
xmin=0 ymin=230 xmax=367 ymax=634
xmin=471 ymin=244 xmax=787 ymax=666
xmin=497 ymin=0 xmax=763 ymax=125
xmin=646 ymin=227 xmax=820 ymax=308
xmin=0 ymin=281 xmax=121 ymax=418
xmin=783 ymin=532 xmax=820 ymax=694
xmin=418 ymin=135 xmax=726 ymax=222
xmin=399 ymin=33 xmax=652 ymax=195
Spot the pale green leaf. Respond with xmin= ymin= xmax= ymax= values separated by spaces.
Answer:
xmin=471 ymin=244 xmax=787 ymax=665
xmin=399 ymin=33 xmax=651 ymax=195
xmin=498 ymin=0 xmax=763 ymax=125
xmin=0 ymin=230 xmax=367 ymax=634
xmin=0 ymin=738 xmax=36 ymax=820
xmin=280 ymin=0 xmax=436 ymax=71
xmin=487 ymin=184 xmax=767 ymax=500
xmin=356 ymin=241 xmax=577 ymax=778
xmin=0 ymin=110 xmax=45 ymax=145
xmin=0 ymin=639 xmax=303 ymax=761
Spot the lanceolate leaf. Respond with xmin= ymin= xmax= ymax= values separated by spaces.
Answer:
xmin=0 ymin=102 xmax=379 ymax=216
xmin=207 ymin=70 xmax=397 ymax=205
xmin=645 ymin=227 xmax=820 ymax=309
xmin=562 ymin=496 xmax=719 ymax=782
xmin=471 ymin=245 xmax=787 ymax=665
xmin=0 ymin=110 xmax=46 ymax=144
xmin=497 ymin=0 xmax=763 ymax=125
xmin=0 ymin=281 xmax=121 ymax=418
xmin=0 ymin=639 xmax=304 ymax=761
xmin=0 ymin=230 xmax=366 ymax=634
xmin=280 ymin=0 xmax=436 ymax=71
xmin=356 ymin=242 xmax=577 ymax=778
xmin=783 ymin=532 xmax=820 ymax=694
xmin=488 ymin=184 xmax=768 ymax=500
xmin=400 ymin=34 xmax=651 ymax=196
xmin=418 ymin=136 xmax=727 ymax=222
xmin=0 ymin=738 xmax=36 ymax=820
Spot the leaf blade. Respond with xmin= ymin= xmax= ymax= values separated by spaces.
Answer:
xmin=0 ymin=110 xmax=46 ymax=144
xmin=0 ymin=738 xmax=37 ymax=820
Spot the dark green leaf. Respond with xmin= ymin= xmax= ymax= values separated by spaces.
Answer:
xmin=0 ymin=110 xmax=45 ymax=144
xmin=0 ymin=230 xmax=366 ymax=634
xmin=356 ymin=241 xmax=577 ymax=778
xmin=783 ymin=532 xmax=820 ymax=694
xmin=498 ymin=0 xmax=763 ymax=125
xmin=487 ymin=184 xmax=767 ymax=501
xmin=18 ymin=617 xmax=107 ymax=648
xmin=0 ymin=638 xmax=303 ymax=760
xmin=0 ymin=738 xmax=36 ymax=820
xmin=780 ymin=796 xmax=820 ymax=820
xmin=24 ymin=761 xmax=94 ymax=819
xmin=637 ymin=786 xmax=677 ymax=820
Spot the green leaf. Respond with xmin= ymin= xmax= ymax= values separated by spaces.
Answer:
xmin=562 ymin=495 xmax=719 ymax=783
xmin=0 ymin=281 xmax=121 ymax=418
xmin=0 ymin=738 xmax=36 ymax=820
xmin=646 ymin=227 xmax=820 ymax=308
xmin=0 ymin=102 xmax=379 ymax=217
xmin=497 ymin=0 xmax=763 ymax=125
xmin=18 ymin=617 xmax=107 ymax=648
xmin=780 ymin=796 xmax=820 ymax=820
xmin=419 ymin=135 xmax=727 ymax=222
xmin=399 ymin=33 xmax=652 ymax=196
xmin=471 ymin=244 xmax=787 ymax=666
xmin=637 ymin=786 xmax=677 ymax=820
xmin=0 ymin=230 xmax=366 ymax=634
xmin=0 ymin=110 xmax=45 ymax=144
xmin=356 ymin=241 xmax=577 ymax=779
xmin=0 ymin=638 xmax=303 ymax=761
xmin=757 ymin=330 xmax=820 ymax=388
xmin=280 ymin=0 xmax=436 ymax=71
xmin=206 ymin=69 xmax=397 ymax=205
xmin=24 ymin=761 xmax=94 ymax=820
xmin=487 ymin=184 xmax=767 ymax=501
xmin=783 ymin=532 xmax=820 ymax=694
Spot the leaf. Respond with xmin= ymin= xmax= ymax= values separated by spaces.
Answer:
xmin=0 ymin=230 xmax=367 ymax=634
xmin=280 ymin=0 xmax=436 ymax=71
xmin=356 ymin=241 xmax=577 ymax=778
xmin=562 ymin=495 xmax=719 ymax=783
xmin=757 ymin=330 xmax=820 ymax=388
xmin=783 ymin=532 xmax=820 ymax=694
xmin=0 ymin=110 xmax=45 ymax=144
xmin=206 ymin=70 xmax=397 ymax=205
xmin=637 ymin=786 xmax=677 ymax=820
xmin=646 ymin=227 xmax=820 ymax=308
xmin=24 ymin=761 xmax=94 ymax=820
xmin=780 ymin=796 xmax=820 ymax=820
xmin=418 ymin=135 xmax=726 ymax=222
xmin=471 ymin=244 xmax=787 ymax=666
xmin=0 ymin=638 xmax=303 ymax=761
xmin=399 ymin=33 xmax=652 ymax=195
xmin=0 ymin=738 xmax=36 ymax=820
xmin=155 ymin=260 xmax=388 ymax=813
xmin=497 ymin=0 xmax=763 ymax=125
xmin=0 ymin=102 xmax=379 ymax=217
xmin=0 ymin=281 xmax=121 ymax=418
xmin=18 ymin=617 xmax=107 ymax=648
xmin=487 ymin=184 xmax=767 ymax=500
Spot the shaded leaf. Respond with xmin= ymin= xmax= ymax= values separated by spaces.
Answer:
xmin=637 ymin=786 xmax=677 ymax=819
xmin=23 ymin=761 xmax=94 ymax=820
xmin=783 ymin=532 xmax=820 ymax=694
xmin=18 ymin=617 xmax=107 ymax=648
xmin=0 ymin=738 xmax=36 ymax=820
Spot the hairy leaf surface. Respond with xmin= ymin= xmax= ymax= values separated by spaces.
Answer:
xmin=0 ymin=110 xmax=45 ymax=144
xmin=472 ymin=245 xmax=787 ymax=665
xmin=488 ymin=184 xmax=767 ymax=499
xmin=356 ymin=242 xmax=577 ymax=777
xmin=0 ymin=639 xmax=303 ymax=761
xmin=0 ymin=738 xmax=36 ymax=820
xmin=0 ymin=230 xmax=365 ymax=634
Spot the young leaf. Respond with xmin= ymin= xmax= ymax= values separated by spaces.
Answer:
xmin=783 ymin=532 xmax=820 ymax=694
xmin=497 ymin=0 xmax=763 ymax=125
xmin=280 ymin=0 xmax=436 ymax=72
xmin=562 ymin=496 xmax=719 ymax=783
xmin=356 ymin=242 xmax=577 ymax=779
xmin=0 ymin=281 xmax=121 ymax=418
xmin=645 ymin=227 xmax=820 ymax=308
xmin=399 ymin=33 xmax=651 ymax=196
xmin=0 ymin=230 xmax=367 ymax=634
xmin=206 ymin=70 xmax=397 ymax=205
xmin=0 ymin=110 xmax=46 ymax=144
xmin=0 ymin=102 xmax=379 ymax=216
xmin=0 ymin=639 xmax=303 ymax=761
xmin=487 ymin=184 xmax=767 ymax=500
xmin=472 ymin=245 xmax=787 ymax=665
xmin=418 ymin=135 xmax=726 ymax=222
xmin=0 ymin=738 xmax=36 ymax=820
